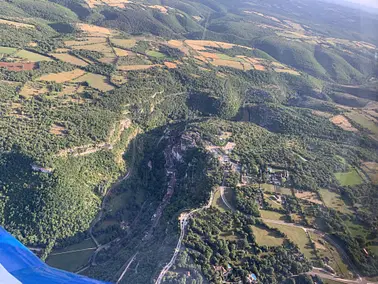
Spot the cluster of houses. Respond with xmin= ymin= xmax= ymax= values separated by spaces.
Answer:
xmin=266 ymin=167 xmax=289 ymax=186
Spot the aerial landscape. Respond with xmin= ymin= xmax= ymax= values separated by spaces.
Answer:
xmin=0 ymin=0 xmax=377 ymax=283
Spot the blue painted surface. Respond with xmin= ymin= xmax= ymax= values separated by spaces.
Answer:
xmin=0 ymin=227 xmax=111 ymax=283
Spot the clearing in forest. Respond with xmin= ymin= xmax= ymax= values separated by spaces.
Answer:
xmin=73 ymin=73 xmax=113 ymax=92
xmin=117 ymin=64 xmax=157 ymax=71
xmin=110 ymin=38 xmax=136 ymax=49
xmin=72 ymin=42 xmax=114 ymax=55
xmin=294 ymin=191 xmax=322 ymax=205
xmin=319 ymin=188 xmax=352 ymax=214
xmin=330 ymin=115 xmax=358 ymax=132
xmin=64 ymin=37 xmax=107 ymax=47
xmin=267 ymin=223 xmax=315 ymax=259
xmin=334 ymin=168 xmax=363 ymax=186
xmin=113 ymin=47 xmax=130 ymax=57
xmin=14 ymin=50 xmax=52 ymax=62
xmin=46 ymin=239 xmax=96 ymax=272
xmin=50 ymin=53 xmax=89 ymax=67
xmin=146 ymin=50 xmax=165 ymax=58
xmin=251 ymin=225 xmax=284 ymax=246
xmin=361 ymin=162 xmax=378 ymax=184
xmin=0 ymin=46 xmax=17 ymax=54
xmin=0 ymin=62 xmax=35 ymax=71
xmin=76 ymin=23 xmax=113 ymax=36
xmin=309 ymin=232 xmax=351 ymax=278
xmin=20 ymin=82 xmax=48 ymax=97
xmin=38 ymin=69 xmax=86 ymax=83
xmin=50 ymin=124 xmax=67 ymax=136
xmin=346 ymin=111 xmax=378 ymax=135
xmin=148 ymin=5 xmax=168 ymax=13
xmin=259 ymin=210 xmax=285 ymax=221
xmin=0 ymin=19 xmax=34 ymax=29
xmin=164 ymin=62 xmax=177 ymax=69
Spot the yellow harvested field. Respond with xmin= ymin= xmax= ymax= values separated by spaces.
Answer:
xmin=211 ymin=59 xmax=244 ymax=70
xmin=254 ymin=64 xmax=266 ymax=71
xmin=167 ymin=40 xmax=183 ymax=48
xmin=64 ymin=37 xmax=107 ymax=47
xmin=312 ymin=110 xmax=333 ymax=118
xmin=84 ymin=0 xmax=129 ymax=8
xmin=186 ymin=40 xmax=220 ymax=49
xmin=28 ymin=42 xmax=38 ymax=47
xmin=244 ymin=11 xmax=281 ymax=23
xmin=274 ymin=68 xmax=300 ymax=75
xmin=54 ymin=48 xmax=70 ymax=53
xmin=73 ymin=73 xmax=113 ymax=92
xmin=99 ymin=57 xmax=116 ymax=64
xmin=361 ymin=162 xmax=378 ymax=184
xmin=0 ymin=19 xmax=34 ymax=29
xmin=50 ymin=53 xmax=89 ymax=67
xmin=110 ymin=38 xmax=136 ymax=49
xmin=20 ymin=82 xmax=48 ymax=98
xmin=199 ymin=51 xmax=219 ymax=59
xmin=50 ymin=124 xmax=67 ymax=136
xmin=295 ymin=191 xmax=322 ymax=205
xmin=76 ymin=23 xmax=113 ymax=36
xmin=164 ymin=62 xmax=177 ymax=69
xmin=149 ymin=5 xmax=168 ymax=13
xmin=72 ymin=43 xmax=114 ymax=54
xmin=117 ymin=64 xmax=157 ymax=71
xmin=38 ymin=69 xmax=86 ymax=83
xmin=330 ymin=115 xmax=358 ymax=132
xmin=113 ymin=47 xmax=130 ymax=57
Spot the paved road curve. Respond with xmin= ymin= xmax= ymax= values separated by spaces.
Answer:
xmin=155 ymin=191 xmax=214 ymax=284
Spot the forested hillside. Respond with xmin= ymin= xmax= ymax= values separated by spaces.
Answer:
xmin=0 ymin=0 xmax=377 ymax=283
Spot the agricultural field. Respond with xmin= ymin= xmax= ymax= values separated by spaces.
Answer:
xmin=211 ymin=189 xmax=229 ymax=212
xmin=251 ymin=225 xmax=284 ymax=246
xmin=294 ymin=190 xmax=322 ymax=205
xmin=0 ymin=46 xmax=17 ymax=54
xmin=259 ymin=209 xmax=285 ymax=221
xmin=73 ymin=73 xmax=114 ymax=92
xmin=319 ymin=189 xmax=353 ymax=215
xmin=267 ymin=223 xmax=315 ymax=259
xmin=329 ymin=115 xmax=358 ymax=132
xmin=146 ymin=50 xmax=165 ymax=58
xmin=334 ymin=168 xmax=364 ymax=186
xmin=309 ymin=232 xmax=351 ymax=278
xmin=38 ymin=69 xmax=86 ymax=83
xmin=0 ymin=18 xmax=34 ymax=29
xmin=346 ymin=111 xmax=378 ymax=136
xmin=46 ymin=239 xmax=96 ymax=272
xmin=14 ymin=50 xmax=52 ymax=62
xmin=361 ymin=162 xmax=378 ymax=184
xmin=50 ymin=53 xmax=89 ymax=66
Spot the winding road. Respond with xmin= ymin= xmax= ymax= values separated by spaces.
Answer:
xmin=155 ymin=191 xmax=214 ymax=284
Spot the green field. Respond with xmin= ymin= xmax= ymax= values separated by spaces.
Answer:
xmin=46 ymin=238 xmax=96 ymax=272
xmin=346 ymin=111 xmax=378 ymax=136
xmin=0 ymin=46 xmax=17 ymax=54
xmin=261 ymin=183 xmax=275 ymax=193
xmin=310 ymin=232 xmax=351 ymax=278
xmin=251 ymin=225 xmax=284 ymax=246
xmin=319 ymin=188 xmax=352 ymax=214
xmin=334 ymin=168 xmax=363 ymax=186
xmin=344 ymin=220 xmax=369 ymax=238
xmin=260 ymin=209 xmax=285 ymax=221
xmin=14 ymin=50 xmax=53 ymax=62
xmin=267 ymin=223 xmax=315 ymax=259
xmin=146 ymin=50 xmax=165 ymax=58
xmin=264 ymin=193 xmax=284 ymax=210
xmin=211 ymin=189 xmax=229 ymax=212
xmin=218 ymin=53 xmax=245 ymax=62
xmin=73 ymin=73 xmax=113 ymax=92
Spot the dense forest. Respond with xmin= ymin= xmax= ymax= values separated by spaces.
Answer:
xmin=0 ymin=0 xmax=377 ymax=283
